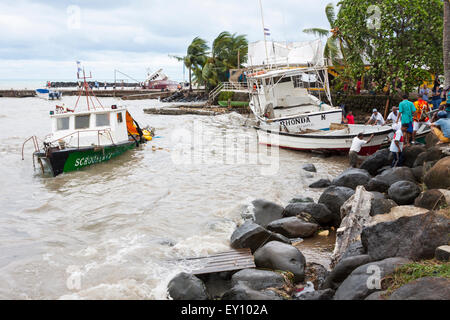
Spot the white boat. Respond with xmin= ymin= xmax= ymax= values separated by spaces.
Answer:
xmin=247 ymin=66 xmax=342 ymax=133
xmin=36 ymin=88 xmax=62 ymax=100
xmin=256 ymin=124 xmax=393 ymax=155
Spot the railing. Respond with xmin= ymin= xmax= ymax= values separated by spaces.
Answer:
xmin=208 ymin=82 xmax=249 ymax=103
xmin=48 ymin=129 xmax=116 ymax=149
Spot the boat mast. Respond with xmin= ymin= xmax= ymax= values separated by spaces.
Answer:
xmin=258 ymin=0 xmax=269 ymax=66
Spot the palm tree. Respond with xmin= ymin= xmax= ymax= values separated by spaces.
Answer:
xmin=444 ymin=0 xmax=450 ymax=88
xmin=303 ymin=3 xmax=344 ymax=66
xmin=173 ymin=37 xmax=209 ymax=91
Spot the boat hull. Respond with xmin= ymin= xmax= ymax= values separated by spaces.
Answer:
xmin=35 ymin=141 xmax=136 ymax=176
xmin=256 ymin=126 xmax=392 ymax=156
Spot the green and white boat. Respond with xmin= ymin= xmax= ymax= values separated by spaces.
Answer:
xmin=23 ymin=71 xmax=150 ymax=177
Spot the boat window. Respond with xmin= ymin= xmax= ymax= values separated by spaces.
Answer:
xmin=56 ymin=117 xmax=70 ymax=130
xmin=75 ymin=115 xmax=90 ymax=129
xmin=96 ymin=113 xmax=110 ymax=127
xmin=117 ymin=112 xmax=123 ymax=123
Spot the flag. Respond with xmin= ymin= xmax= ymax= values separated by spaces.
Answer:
xmin=76 ymin=61 xmax=82 ymax=74
xmin=264 ymin=28 xmax=270 ymax=36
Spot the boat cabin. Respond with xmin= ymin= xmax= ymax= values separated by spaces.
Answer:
xmin=50 ymin=106 xmax=129 ymax=148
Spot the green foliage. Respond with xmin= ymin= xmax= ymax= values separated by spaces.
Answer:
xmin=336 ymin=0 xmax=443 ymax=93
xmin=382 ymin=260 xmax=450 ymax=297
xmin=332 ymin=93 xmax=403 ymax=114
xmin=218 ymin=91 xmax=234 ymax=101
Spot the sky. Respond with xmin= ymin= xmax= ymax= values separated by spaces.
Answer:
xmin=0 ymin=0 xmax=339 ymax=82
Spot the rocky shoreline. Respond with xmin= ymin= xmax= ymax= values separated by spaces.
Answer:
xmin=166 ymin=136 xmax=450 ymax=301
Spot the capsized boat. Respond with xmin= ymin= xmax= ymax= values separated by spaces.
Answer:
xmin=36 ymin=88 xmax=62 ymax=100
xmin=256 ymin=123 xmax=393 ymax=155
xmin=23 ymin=71 xmax=153 ymax=176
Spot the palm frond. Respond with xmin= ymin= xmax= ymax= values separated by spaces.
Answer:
xmin=303 ymin=28 xmax=330 ymax=38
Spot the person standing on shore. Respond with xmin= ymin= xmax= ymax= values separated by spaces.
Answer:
xmin=390 ymin=123 xmax=408 ymax=167
xmin=413 ymin=94 xmax=431 ymax=143
xmin=420 ymin=84 xmax=430 ymax=102
xmin=346 ymin=111 xmax=355 ymax=124
xmin=349 ymin=133 xmax=375 ymax=168
xmin=432 ymin=84 xmax=443 ymax=110
xmin=397 ymin=94 xmax=416 ymax=146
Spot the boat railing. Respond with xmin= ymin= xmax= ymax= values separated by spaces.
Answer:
xmin=22 ymin=135 xmax=40 ymax=169
xmin=48 ymin=129 xmax=116 ymax=149
xmin=208 ymin=82 xmax=249 ymax=104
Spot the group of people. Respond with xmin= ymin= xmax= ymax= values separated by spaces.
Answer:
xmin=348 ymin=91 xmax=450 ymax=168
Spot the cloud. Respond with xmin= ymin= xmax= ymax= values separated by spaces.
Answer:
xmin=0 ymin=0 xmax=339 ymax=81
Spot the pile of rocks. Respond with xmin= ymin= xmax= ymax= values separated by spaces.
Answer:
xmin=167 ymin=143 xmax=450 ymax=300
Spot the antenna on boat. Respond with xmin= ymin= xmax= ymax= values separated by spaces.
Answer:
xmin=74 ymin=64 xmax=104 ymax=111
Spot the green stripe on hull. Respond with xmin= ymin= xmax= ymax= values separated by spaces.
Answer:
xmin=63 ymin=142 xmax=135 ymax=173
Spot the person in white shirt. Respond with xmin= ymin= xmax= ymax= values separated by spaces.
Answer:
xmin=349 ymin=133 xmax=375 ymax=168
xmin=367 ymin=108 xmax=386 ymax=126
xmin=386 ymin=107 xmax=401 ymax=131
xmin=389 ymin=123 xmax=408 ymax=167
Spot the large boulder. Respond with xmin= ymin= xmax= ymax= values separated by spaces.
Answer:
xmin=168 ymin=272 xmax=209 ymax=300
xmin=410 ymin=166 xmax=424 ymax=183
xmin=387 ymin=181 xmax=421 ymax=205
xmin=435 ymin=245 xmax=450 ymax=262
xmin=333 ymin=257 xmax=410 ymax=300
xmin=359 ymin=148 xmax=391 ymax=175
xmin=309 ymin=179 xmax=331 ymax=189
xmin=402 ymin=145 xmax=426 ymax=168
xmin=340 ymin=241 xmax=366 ymax=260
xmin=251 ymin=199 xmax=285 ymax=227
xmin=413 ymin=146 xmax=444 ymax=167
xmin=318 ymin=186 xmax=355 ymax=226
xmin=305 ymin=262 xmax=329 ymax=289
xmin=221 ymin=283 xmax=284 ymax=300
xmin=424 ymin=156 xmax=450 ymax=190
xmin=254 ymin=241 xmax=307 ymax=283
xmin=361 ymin=211 xmax=450 ymax=261
xmin=267 ymin=217 xmax=318 ymax=238
xmin=414 ymin=189 xmax=448 ymax=210
xmin=321 ymin=255 xmax=372 ymax=290
xmin=366 ymin=167 xmax=417 ymax=193
xmin=370 ymin=198 xmax=397 ymax=216
xmin=230 ymin=221 xmax=290 ymax=253
xmin=283 ymin=202 xmax=334 ymax=228
xmin=231 ymin=269 xmax=286 ymax=291
xmin=331 ymin=168 xmax=371 ymax=190
xmin=388 ymin=277 xmax=450 ymax=300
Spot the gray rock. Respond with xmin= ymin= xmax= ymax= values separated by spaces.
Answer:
xmin=340 ymin=241 xmax=366 ymax=260
xmin=321 ymin=255 xmax=372 ymax=290
xmin=370 ymin=192 xmax=386 ymax=199
xmin=387 ymin=181 xmax=421 ymax=205
xmin=168 ymin=272 xmax=209 ymax=300
xmin=389 ymin=277 xmax=450 ymax=300
xmin=435 ymin=245 xmax=450 ymax=262
xmin=252 ymin=199 xmax=285 ymax=228
xmin=309 ymin=179 xmax=331 ymax=189
xmin=289 ymin=196 xmax=314 ymax=204
xmin=414 ymin=189 xmax=447 ymax=210
xmin=230 ymin=221 xmax=290 ymax=253
xmin=254 ymin=241 xmax=306 ymax=283
xmin=424 ymin=157 xmax=450 ymax=190
xmin=370 ymin=198 xmax=397 ymax=216
xmin=411 ymin=165 xmax=424 ymax=183
xmin=305 ymin=262 xmax=329 ymax=289
xmin=295 ymin=289 xmax=335 ymax=300
xmin=366 ymin=177 xmax=390 ymax=193
xmin=318 ymin=186 xmax=355 ymax=226
xmin=365 ymin=291 xmax=387 ymax=300
xmin=267 ymin=217 xmax=318 ymax=238
xmin=361 ymin=211 xmax=450 ymax=261
xmin=413 ymin=147 xmax=444 ymax=167
xmin=331 ymin=168 xmax=371 ymax=190
xmin=231 ymin=269 xmax=285 ymax=291
xmin=359 ymin=148 xmax=391 ymax=175
xmin=302 ymin=163 xmax=317 ymax=173
xmin=333 ymin=257 xmax=410 ymax=300
xmin=221 ymin=283 xmax=284 ymax=300
xmin=283 ymin=202 xmax=334 ymax=228
xmin=402 ymin=145 xmax=427 ymax=168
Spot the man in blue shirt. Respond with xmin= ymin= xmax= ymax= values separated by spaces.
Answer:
xmin=431 ymin=111 xmax=450 ymax=144
xmin=397 ymin=94 xmax=416 ymax=146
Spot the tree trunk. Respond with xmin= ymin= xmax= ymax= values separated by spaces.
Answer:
xmin=189 ymin=67 xmax=192 ymax=92
xmin=444 ymin=0 xmax=450 ymax=89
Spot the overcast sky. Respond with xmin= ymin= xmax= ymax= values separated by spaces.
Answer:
xmin=0 ymin=0 xmax=339 ymax=82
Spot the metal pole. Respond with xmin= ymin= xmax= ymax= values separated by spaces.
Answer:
xmin=259 ymin=0 xmax=269 ymax=65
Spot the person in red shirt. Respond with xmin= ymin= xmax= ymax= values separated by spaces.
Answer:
xmin=356 ymin=80 xmax=362 ymax=94
xmin=346 ymin=111 xmax=355 ymax=124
